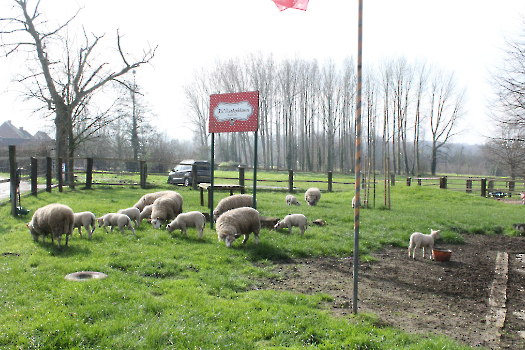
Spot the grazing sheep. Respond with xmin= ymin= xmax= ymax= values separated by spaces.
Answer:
xmin=213 ymin=194 xmax=255 ymax=221
xmin=166 ymin=211 xmax=206 ymax=238
xmin=134 ymin=191 xmax=177 ymax=212
xmin=150 ymin=192 xmax=184 ymax=229
xmin=27 ymin=203 xmax=75 ymax=249
xmin=513 ymin=223 xmax=525 ymax=234
xmin=117 ymin=207 xmax=141 ymax=227
xmin=274 ymin=214 xmax=308 ymax=235
xmin=73 ymin=211 xmax=96 ymax=238
xmin=216 ymin=207 xmax=260 ymax=248
xmin=97 ymin=213 xmax=135 ymax=234
xmin=305 ymin=187 xmax=321 ymax=206
xmin=286 ymin=194 xmax=301 ymax=206
xmin=408 ymin=229 xmax=441 ymax=260
xmin=138 ymin=204 xmax=154 ymax=226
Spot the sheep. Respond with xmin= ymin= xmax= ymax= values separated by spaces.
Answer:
xmin=286 ymin=194 xmax=301 ymax=206
xmin=213 ymin=194 xmax=255 ymax=221
xmin=274 ymin=214 xmax=308 ymax=235
xmin=408 ymin=229 xmax=441 ymax=260
xmin=73 ymin=211 xmax=96 ymax=238
xmin=352 ymin=196 xmax=356 ymax=208
xmin=166 ymin=211 xmax=206 ymax=238
xmin=305 ymin=187 xmax=321 ymax=206
xmin=216 ymin=207 xmax=260 ymax=248
xmin=97 ymin=213 xmax=135 ymax=234
xmin=117 ymin=207 xmax=141 ymax=227
xmin=150 ymin=192 xmax=184 ymax=229
xmin=27 ymin=203 xmax=75 ymax=249
xmin=133 ymin=190 xmax=177 ymax=212
xmin=513 ymin=223 xmax=525 ymax=234
xmin=138 ymin=204 xmax=154 ymax=226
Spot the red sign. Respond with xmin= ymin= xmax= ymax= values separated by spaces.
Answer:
xmin=209 ymin=91 xmax=259 ymax=133
xmin=272 ymin=0 xmax=309 ymax=11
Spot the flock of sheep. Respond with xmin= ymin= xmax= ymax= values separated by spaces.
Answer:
xmin=25 ymin=187 xmax=323 ymax=249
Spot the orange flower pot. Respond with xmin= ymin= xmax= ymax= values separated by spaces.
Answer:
xmin=433 ymin=248 xmax=452 ymax=262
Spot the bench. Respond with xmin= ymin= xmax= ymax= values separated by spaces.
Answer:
xmin=199 ymin=183 xmax=245 ymax=208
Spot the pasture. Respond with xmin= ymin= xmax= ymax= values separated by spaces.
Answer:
xmin=1 ymin=180 xmax=523 ymax=349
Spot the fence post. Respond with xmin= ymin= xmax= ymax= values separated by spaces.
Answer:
xmin=86 ymin=158 xmax=93 ymax=189
xmin=9 ymin=145 xmax=17 ymax=216
xmin=481 ymin=178 xmax=487 ymax=197
xmin=31 ymin=157 xmax=37 ymax=196
xmin=328 ymin=171 xmax=333 ymax=192
xmin=466 ymin=178 xmax=472 ymax=193
xmin=406 ymin=177 xmax=411 ymax=186
xmin=140 ymin=161 xmax=146 ymax=189
xmin=418 ymin=177 xmax=422 ymax=186
xmin=46 ymin=157 xmax=52 ymax=192
xmin=238 ymin=167 xmax=245 ymax=189
xmin=58 ymin=157 xmax=63 ymax=192
xmin=288 ymin=170 xmax=293 ymax=193
xmin=509 ymin=181 xmax=515 ymax=197
xmin=390 ymin=173 xmax=395 ymax=186
xmin=439 ymin=176 xmax=447 ymax=189
xmin=192 ymin=164 xmax=198 ymax=190
xmin=488 ymin=180 xmax=494 ymax=194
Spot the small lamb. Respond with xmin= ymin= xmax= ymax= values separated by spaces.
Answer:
xmin=286 ymin=194 xmax=301 ymax=206
xmin=166 ymin=211 xmax=206 ymax=238
xmin=117 ymin=207 xmax=141 ymax=227
xmin=408 ymin=229 xmax=441 ymax=260
xmin=97 ymin=213 xmax=135 ymax=234
xmin=73 ymin=211 xmax=96 ymax=238
xmin=305 ymin=187 xmax=321 ymax=206
xmin=274 ymin=214 xmax=308 ymax=235
xmin=216 ymin=207 xmax=260 ymax=248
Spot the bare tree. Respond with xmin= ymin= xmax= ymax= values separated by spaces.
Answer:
xmin=484 ymin=123 xmax=525 ymax=179
xmin=0 ymin=0 xmax=156 ymax=181
xmin=428 ymin=70 xmax=466 ymax=175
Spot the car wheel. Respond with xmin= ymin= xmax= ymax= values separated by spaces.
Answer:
xmin=184 ymin=178 xmax=191 ymax=187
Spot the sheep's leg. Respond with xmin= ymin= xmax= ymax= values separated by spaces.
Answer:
xmin=288 ymin=225 xmax=293 ymax=235
xmin=78 ymin=226 xmax=83 ymax=237
xmin=242 ymin=234 xmax=249 ymax=244
xmin=198 ymin=227 xmax=204 ymax=239
xmin=254 ymin=233 xmax=259 ymax=245
xmin=57 ymin=235 xmax=61 ymax=249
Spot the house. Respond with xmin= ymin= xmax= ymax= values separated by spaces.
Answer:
xmin=0 ymin=120 xmax=52 ymax=146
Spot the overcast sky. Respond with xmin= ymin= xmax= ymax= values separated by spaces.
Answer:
xmin=1 ymin=0 xmax=525 ymax=145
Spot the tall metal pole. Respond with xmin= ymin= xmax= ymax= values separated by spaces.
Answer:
xmin=353 ymin=0 xmax=363 ymax=315
xmin=210 ymin=133 xmax=215 ymax=229
xmin=253 ymin=131 xmax=258 ymax=209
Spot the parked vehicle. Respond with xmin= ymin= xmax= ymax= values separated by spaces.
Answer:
xmin=167 ymin=160 xmax=211 ymax=186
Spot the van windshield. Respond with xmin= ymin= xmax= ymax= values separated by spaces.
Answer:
xmin=174 ymin=165 xmax=192 ymax=172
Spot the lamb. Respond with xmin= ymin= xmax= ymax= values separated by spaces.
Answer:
xmin=216 ymin=207 xmax=261 ymax=248
xmin=97 ymin=213 xmax=135 ymax=234
xmin=274 ymin=214 xmax=308 ymax=235
xmin=150 ymin=192 xmax=184 ymax=229
xmin=213 ymin=194 xmax=255 ymax=221
xmin=166 ymin=211 xmax=206 ymax=238
xmin=133 ymin=190 xmax=177 ymax=212
xmin=305 ymin=187 xmax=321 ymax=206
xmin=73 ymin=211 xmax=96 ymax=238
xmin=27 ymin=203 xmax=75 ymax=249
xmin=352 ymin=196 xmax=356 ymax=208
xmin=138 ymin=204 xmax=154 ymax=226
xmin=117 ymin=207 xmax=141 ymax=227
xmin=408 ymin=229 xmax=441 ymax=260
xmin=286 ymin=194 xmax=301 ymax=206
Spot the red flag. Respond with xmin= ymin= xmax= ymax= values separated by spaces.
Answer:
xmin=272 ymin=0 xmax=309 ymax=11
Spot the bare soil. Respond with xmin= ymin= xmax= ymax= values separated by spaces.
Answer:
xmin=252 ymin=234 xmax=525 ymax=349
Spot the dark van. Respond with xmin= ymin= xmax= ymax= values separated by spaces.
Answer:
xmin=167 ymin=160 xmax=211 ymax=186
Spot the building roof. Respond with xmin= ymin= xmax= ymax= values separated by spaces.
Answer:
xmin=0 ymin=120 xmax=33 ymax=139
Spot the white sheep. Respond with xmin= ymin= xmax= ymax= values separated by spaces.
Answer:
xmin=166 ymin=211 xmax=206 ymax=238
xmin=138 ymin=204 xmax=154 ymax=226
xmin=286 ymin=194 xmax=301 ymax=206
xmin=73 ymin=211 xmax=96 ymax=239
xmin=408 ymin=229 xmax=441 ymax=260
xmin=27 ymin=203 xmax=75 ymax=249
xmin=117 ymin=207 xmax=141 ymax=227
xmin=216 ymin=207 xmax=261 ymax=248
xmin=133 ymin=190 xmax=176 ymax=212
xmin=352 ymin=196 xmax=356 ymax=208
xmin=97 ymin=213 xmax=135 ymax=234
xmin=213 ymin=194 xmax=255 ymax=221
xmin=150 ymin=192 xmax=184 ymax=229
xmin=305 ymin=187 xmax=321 ymax=206
xmin=274 ymin=214 xmax=308 ymax=235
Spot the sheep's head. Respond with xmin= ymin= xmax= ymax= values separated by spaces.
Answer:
xmin=96 ymin=217 xmax=104 ymax=227
xmin=430 ymin=229 xmax=441 ymax=238
xmin=26 ymin=222 xmax=38 ymax=241
xmin=151 ymin=218 xmax=164 ymax=229
xmin=217 ymin=224 xmax=238 ymax=248
xmin=274 ymin=220 xmax=285 ymax=231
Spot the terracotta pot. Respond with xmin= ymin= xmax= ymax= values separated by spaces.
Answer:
xmin=432 ymin=248 xmax=452 ymax=262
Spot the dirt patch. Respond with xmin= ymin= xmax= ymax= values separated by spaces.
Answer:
xmin=252 ymin=234 xmax=525 ymax=349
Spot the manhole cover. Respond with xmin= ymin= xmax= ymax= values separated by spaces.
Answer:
xmin=65 ymin=271 xmax=107 ymax=281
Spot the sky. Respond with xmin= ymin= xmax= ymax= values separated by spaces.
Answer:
xmin=1 ymin=0 xmax=525 ymax=145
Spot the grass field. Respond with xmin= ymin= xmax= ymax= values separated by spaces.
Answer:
xmin=0 ymin=179 xmax=521 ymax=349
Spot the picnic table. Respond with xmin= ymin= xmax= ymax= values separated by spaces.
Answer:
xmin=198 ymin=183 xmax=245 ymax=208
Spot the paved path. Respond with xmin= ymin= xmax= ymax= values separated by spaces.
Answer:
xmin=0 ymin=178 xmax=43 ymax=202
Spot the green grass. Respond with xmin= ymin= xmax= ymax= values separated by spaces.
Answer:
xmin=1 ymin=182 xmax=517 ymax=349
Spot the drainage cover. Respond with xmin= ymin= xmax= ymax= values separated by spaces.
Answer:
xmin=65 ymin=271 xmax=107 ymax=281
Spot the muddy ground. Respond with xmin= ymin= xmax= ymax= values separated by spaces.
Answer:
xmin=252 ymin=234 xmax=525 ymax=349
